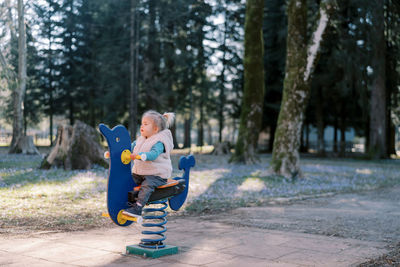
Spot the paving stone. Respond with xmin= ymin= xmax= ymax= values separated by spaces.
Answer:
xmin=339 ymin=245 xmax=388 ymax=259
xmin=279 ymin=235 xmax=355 ymax=254
xmin=22 ymin=242 xmax=112 ymax=264
xmin=0 ymin=253 xmax=74 ymax=267
xmin=220 ymin=242 xmax=300 ymax=260
xmin=161 ymin=248 xmax=234 ymax=265
xmin=71 ymin=253 xmax=163 ymax=267
xmin=276 ymin=249 xmax=364 ymax=267
xmin=205 ymin=255 xmax=301 ymax=267
xmin=0 ymin=238 xmax=48 ymax=253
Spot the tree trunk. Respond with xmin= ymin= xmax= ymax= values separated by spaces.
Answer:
xmin=268 ymin=122 xmax=276 ymax=152
xmin=9 ymin=0 xmax=27 ymax=154
xmin=197 ymin=112 xmax=204 ymax=147
xmin=197 ymin=29 xmax=206 ymax=147
xmin=47 ymin=11 xmax=54 ymax=147
xmin=170 ymin=123 xmax=178 ymax=149
xmin=305 ymin=123 xmax=310 ymax=152
xmin=12 ymin=136 xmax=40 ymax=155
xmin=333 ymin=116 xmax=338 ymax=153
xmin=271 ymin=0 xmax=332 ymax=177
xmin=207 ymin=123 xmax=213 ymax=145
xmin=369 ymin=0 xmax=387 ymax=159
xmin=339 ymin=125 xmax=346 ymax=157
xmin=183 ymin=116 xmax=191 ymax=149
xmin=143 ymin=0 xmax=160 ymax=109
xmin=316 ymin=87 xmax=325 ymax=156
xmin=339 ymin=103 xmax=346 ymax=157
xmin=50 ymin=112 xmax=53 ymax=146
xmin=386 ymin=36 xmax=396 ymax=156
xmin=230 ymin=0 xmax=265 ymax=164
xmin=218 ymin=11 xmax=228 ymax=143
xmin=41 ymin=121 xmax=108 ymax=170
xmin=129 ymin=0 xmax=138 ymax=140
xmin=211 ymin=141 xmax=231 ymax=155
xmin=300 ymin=123 xmax=308 ymax=153
xmin=387 ymin=119 xmax=395 ymax=156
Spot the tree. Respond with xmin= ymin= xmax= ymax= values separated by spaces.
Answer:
xmin=230 ymin=0 xmax=264 ymax=164
xmin=129 ymin=0 xmax=139 ymax=139
xmin=271 ymin=0 xmax=333 ymax=177
xmin=368 ymin=0 xmax=387 ymax=159
xmin=307 ymin=0 xmax=370 ymax=157
xmin=213 ymin=0 xmax=245 ymax=145
xmin=263 ymin=0 xmax=287 ymax=152
xmin=32 ymin=0 xmax=61 ymax=146
xmin=9 ymin=0 xmax=27 ymax=153
xmin=385 ymin=0 xmax=400 ymax=156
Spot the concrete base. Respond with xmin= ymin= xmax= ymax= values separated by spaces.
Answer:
xmin=126 ymin=244 xmax=178 ymax=258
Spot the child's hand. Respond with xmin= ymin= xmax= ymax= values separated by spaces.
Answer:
xmin=104 ymin=151 xmax=110 ymax=159
xmin=130 ymin=153 xmax=144 ymax=160
xmin=130 ymin=153 xmax=142 ymax=160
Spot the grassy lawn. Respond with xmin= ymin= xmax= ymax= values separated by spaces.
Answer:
xmin=1 ymin=147 xmax=399 ymax=234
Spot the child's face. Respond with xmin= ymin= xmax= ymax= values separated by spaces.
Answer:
xmin=140 ymin=116 xmax=158 ymax=138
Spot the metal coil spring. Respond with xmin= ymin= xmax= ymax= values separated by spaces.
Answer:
xmin=139 ymin=199 xmax=168 ymax=249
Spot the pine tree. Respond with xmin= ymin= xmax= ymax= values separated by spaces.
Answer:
xmin=263 ymin=0 xmax=287 ymax=152
xmin=369 ymin=0 xmax=387 ymax=158
xmin=32 ymin=0 xmax=61 ymax=145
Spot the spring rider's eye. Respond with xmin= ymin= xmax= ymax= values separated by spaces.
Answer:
xmin=116 ymin=137 xmax=120 ymax=142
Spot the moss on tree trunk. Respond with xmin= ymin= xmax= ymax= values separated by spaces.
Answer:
xmin=271 ymin=0 xmax=308 ymax=178
xmin=230 ymin=0 xmax=265 ymax=164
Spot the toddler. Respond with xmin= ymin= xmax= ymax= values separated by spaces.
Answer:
xmin=123 ymin=110 xmax=175 ymax=217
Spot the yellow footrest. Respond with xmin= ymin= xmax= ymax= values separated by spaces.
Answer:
xmin=102 ymin=211 xmax=143 ymax=224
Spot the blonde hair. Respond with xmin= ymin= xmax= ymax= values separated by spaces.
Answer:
xmin=143 ymin=110 xmax=175 ymax=131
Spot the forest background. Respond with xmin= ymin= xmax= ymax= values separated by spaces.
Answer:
xmin=0 ymin=0 xmax=399 ymax=173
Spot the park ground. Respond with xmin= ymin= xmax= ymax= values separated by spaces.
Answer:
xmin=0 ymin=147 xmax=399 ymax=266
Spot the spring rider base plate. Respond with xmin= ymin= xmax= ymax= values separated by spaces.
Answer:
xmin=126 ymin=244 xmax=178 ymax=258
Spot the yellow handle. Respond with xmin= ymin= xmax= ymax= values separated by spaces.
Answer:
xmin=120 ymin=150 xmax=141 ymax=164
xmin=120 ymin=149 xmax=131 ymax=164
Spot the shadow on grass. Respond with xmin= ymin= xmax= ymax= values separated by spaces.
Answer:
xmin=0 ymin=168 xmax=83 ymax=187
xmin=182 ymin=154 xmax=400 ymax=216
xmin=181 ymin=155 xmax=288 ymax=215
xmin=0 ymin=212 xmax=110 ymax=233
xmin=0 ymin=150 xmax=107 ymax=188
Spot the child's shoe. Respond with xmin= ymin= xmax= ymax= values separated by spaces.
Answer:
xmin=123 ymin=203 xmax=142 ymax=217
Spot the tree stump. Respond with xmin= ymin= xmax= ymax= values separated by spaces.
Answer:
xmin=211 ymin=141 xmax=232 ymax=155
xmin=40 ymin=120 xmax=108 ymax=170
xmin=8 ymin=136 xmax=40 ymax=155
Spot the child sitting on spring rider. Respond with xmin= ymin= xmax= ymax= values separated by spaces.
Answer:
xmin=123 ymin=110 xmax=175 ymax=217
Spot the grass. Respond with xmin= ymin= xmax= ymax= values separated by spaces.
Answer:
xmin=1 ymin=147 xmax=400 ymax=234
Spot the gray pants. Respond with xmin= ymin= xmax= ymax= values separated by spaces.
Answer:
xmin=132 ymin=173 xmax=167 ymax=206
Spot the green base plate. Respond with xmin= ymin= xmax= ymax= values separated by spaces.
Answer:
xmin=126 ymin=244 xmax=178 ymax=258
